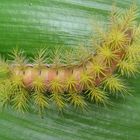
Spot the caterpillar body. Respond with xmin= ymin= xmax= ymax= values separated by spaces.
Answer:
xmin=0 ymin=5 xmax=140 ymax=115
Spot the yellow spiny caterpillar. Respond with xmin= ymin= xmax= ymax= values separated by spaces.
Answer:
xmin=0 ymin=5 xmax=140 ymax=116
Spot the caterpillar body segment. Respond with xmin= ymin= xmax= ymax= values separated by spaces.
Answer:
xmin=0 ymin=5 xmax=140 ymax=115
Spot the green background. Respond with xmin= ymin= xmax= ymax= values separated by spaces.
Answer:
xmin=0 ymin=0 xmax=140 ymax=140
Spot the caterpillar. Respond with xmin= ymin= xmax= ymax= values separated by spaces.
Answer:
xmin=0 ymin=5 xmax=140 ymax=116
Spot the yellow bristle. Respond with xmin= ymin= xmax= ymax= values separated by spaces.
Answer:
xmin=119 ymin=4 xmax=138 ymax=29
xmin=98 ymin=46 xmax=119 ymax=66
xmin=103 ymin=75 xmax=129 ymax=96
xmin=80 ymin=72 xmax=94 ymax=90
xmin=65 ymin=76 xmax=77 ymax=92
xmin=87 ymin=87 xmax=109 ymax=105
xmin=11 ymin=74 xmax=24 ymax=89
xmin=62 ymin=49 xmax=75 ymax=65
xmin=12 ymin=89 xmax=29 ymax=113
xmin=33 ymin=91 xmax=49 ymax=115
xmin=50 ymin=93 xmax=65 ymax=111
xmin=10 ymin=48 xmax=28 ymax=70
xmin=50 ymin=48 xmax=63 ymax=69
xmin=67 ymin=93 xmax=87 ymax=109
xmin=32 ymin=76 xmax=45 ymax=92
xmin=107 ymin=28 xmax=129 ymax=49
xmin=133 ymin=25 xmax=140 ymax=42
xmin=74 ymin=46 xmax=92 ymax=65
xmin=0 ymin=80 xmax=12 ymax=108
xmin=0 ymin=56 xmax=10 ymax=79
xmin=49 ymin=78 xmax=64 ymax=93
xmin=125 ymin=45 xmax=140 ymax=62
xmin=117 ymin=60 xmax=139 ymax=77
xmin=32 ymin=48 xmax=48 ymax=69
xmin=89 ymin=60 xmax=106 ymax=78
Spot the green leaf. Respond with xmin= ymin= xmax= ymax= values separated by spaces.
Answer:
xmin=0 ymin=0 xmax=140 ymax=140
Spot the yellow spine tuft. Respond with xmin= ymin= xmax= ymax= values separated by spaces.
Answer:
xmin=87 ymin=87 xmax=109 ymax=106
xmin=103 ymin=75 xmax=129 ymax=96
